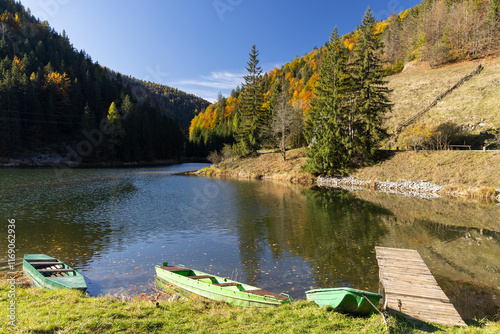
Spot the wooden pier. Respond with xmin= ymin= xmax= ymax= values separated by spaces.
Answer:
xmin=375 ymin=247 xmax=466 ymax=327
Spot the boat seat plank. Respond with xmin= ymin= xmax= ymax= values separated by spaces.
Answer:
xmin=245 ymin=289 xmax=289 ymax=301
xmin=38 ymin=268 xmax=75 ymax=273
xmin=27 ymin=261 xmax=65 ymax=266
xmin=187 ymin=275 xmax=214 ymax=280
xmin=161 ymin=266 xmax=189 ymax=272
xmin=214 ymin=283 xmax=240 ymax=287
xmin=48 ymin=266 xmax=63 ymax=270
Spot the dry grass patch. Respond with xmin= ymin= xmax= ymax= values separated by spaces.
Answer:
xmin=202 ymin=148 xmax=314 ymax=185
xmin=386 ymin=57 xmax=500 ymax=135
xmin=199 ymin=149 xmax=500 ymax=198
xmin=352 ymin=150 xmax=500 ymax=190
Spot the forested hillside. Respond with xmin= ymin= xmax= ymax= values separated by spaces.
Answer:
xmin=0 ymin=0 xmax=209 ymax=162
xmin=112 ymin=73 xmax=210 ymax=134
xmin=189 ymin=0 xmax=499 ymax=157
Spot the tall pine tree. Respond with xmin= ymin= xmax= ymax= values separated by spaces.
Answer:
xmin=348 ymin=8 xmax=391 ymax=165
xmin=235 ymin=44 xmax=264 ymax=156
xmin=304 ymin=28 xmax=352 ymax=175
xmin=305 ymin=10 xmax=391 ymax=175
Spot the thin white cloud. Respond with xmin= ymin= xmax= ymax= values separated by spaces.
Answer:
xmin=203 ymin=71 xmax=244 ymax=87
xmin=271 ymin=63 xmax=284 ymax=70
xmin=173 ymin=71 xmax=245 ymax=102
xmin=173 ymin=66 xmax=283 ymax=102
xmin=180 ymin=88 xmax=221 ymax=104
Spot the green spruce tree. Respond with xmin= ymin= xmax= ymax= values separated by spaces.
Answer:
xmin=348 ymin=8 xmax=391 ymax=166
xmin=235 ymin=44 xmax=264 ymax=156
xmin=304 ymin=28 xmax=352 ymax=175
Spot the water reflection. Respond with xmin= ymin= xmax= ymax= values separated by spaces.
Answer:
xmin=0 ymin=166 xmax=498 ymax=319
xmin=297 ymin=188 xmax=390 ymax=291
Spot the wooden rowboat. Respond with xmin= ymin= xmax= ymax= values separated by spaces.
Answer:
xmin=22 ymin=254 xmax=87 ymax=292
xmin=305 ymin=287 xmax=382 ymax=315
xmin=155 ymin=263 xmax=292 ymax=307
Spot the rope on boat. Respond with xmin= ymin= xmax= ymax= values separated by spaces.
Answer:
xmin=362 ymin=294 xmax=389 ymax=333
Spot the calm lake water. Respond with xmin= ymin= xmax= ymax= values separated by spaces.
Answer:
xmin=1 ymin=163 xmax=499 ymax=319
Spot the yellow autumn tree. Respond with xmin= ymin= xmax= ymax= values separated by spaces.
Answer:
xmin=43 ymin=72 xmax=72 ymax=110
xmin=399 ymin=123 xmax=439 ymax=151
xmin=107 ymin=102 xmax=125 ymax=138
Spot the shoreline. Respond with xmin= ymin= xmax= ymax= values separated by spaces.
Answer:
xmin=2 ymin=275 xmax=498 ymax=332
xmin=0 ymin=157 xmax=208 ymax=169
xmin=3 ymin=282 xmax=495 ymax=333
xmin=197 ymin=166 xmax=500 ymax=202
xmin=194 ymin=149 xmax=500 ymax=202
xmin=316 ymin=176 xmax=500 ymax=202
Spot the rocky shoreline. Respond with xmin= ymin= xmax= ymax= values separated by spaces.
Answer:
xmin=317 ymin=176 xmax=500 ymax=202
xmin=196 ymin=164 xmax=500 ymax=202
xmin=317 ymin=176 xmax=443 ymax=199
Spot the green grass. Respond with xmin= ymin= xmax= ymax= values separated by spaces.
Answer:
xmin=1 ymin=284 xmax=499 ymax=333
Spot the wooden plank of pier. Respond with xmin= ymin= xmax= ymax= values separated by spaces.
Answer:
xmin=375 ymin=247 xmax=466 ymax=327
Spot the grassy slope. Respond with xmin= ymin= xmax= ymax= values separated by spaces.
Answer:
xmin=386 ymin=58 xmax=500 ymax=134
xmin=1 ymin=283 xmax=499 ymax=333
xmin=361 ymin=57 xmax=500 ymax=190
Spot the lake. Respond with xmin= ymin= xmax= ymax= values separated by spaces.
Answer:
xmin=1 ymin=163 xmax=499 ymax=319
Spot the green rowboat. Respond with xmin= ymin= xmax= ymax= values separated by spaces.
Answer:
xmin=155 ymin=263 xmax=292 ymax=307
xmin=23 ymin=254 xmax=87 ymax=292
xmin=305 ymin=288 xmax=382 ymax=315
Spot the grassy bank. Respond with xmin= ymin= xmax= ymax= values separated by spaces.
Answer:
xmin=199 ymin=148 xmax=500 ymax=199
xmin=198 ymin=148 xmax=313 ymax=185
xmin=1 ymin=283 xmax=499 ymax=333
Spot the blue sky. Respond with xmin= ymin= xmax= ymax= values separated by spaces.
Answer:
xmin=19 ymin=0 xmax=414 ymax=102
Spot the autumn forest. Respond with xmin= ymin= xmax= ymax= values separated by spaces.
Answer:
xmin=189 ymin=0 xmax=499 ymax=165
